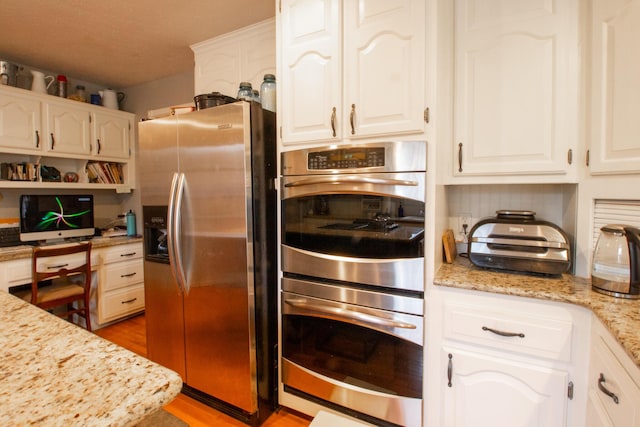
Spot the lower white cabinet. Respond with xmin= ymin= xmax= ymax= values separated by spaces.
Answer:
xmin=97 ymin=242 xmax=144 ymax=325
xmin=586 ymin=319 xmax=640 ymax=426
xmin=443 ymin=347 xmax=569 ymax=427
xmin=428 ymin=287 xmax=589 ymax=427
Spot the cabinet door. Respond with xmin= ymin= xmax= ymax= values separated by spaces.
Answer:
xmin=343 ymin=0 xmax=425 ymax=138
xmin=92 ymin=110 xmax=131 ymax=159
xmin=453 ymin=0 xmax=577 ymax=178
xmin=43 ymin=100 xmax=91 ymax=156
xmin=589 ymin=0 xmax=640 ymax=174
xmin=280 ymin=0 xmax=342 ymax=144
xmin=443 ymin=348 xmax=568 ymax=427
xmin=0 ymin=89 xmax=42 ymax=152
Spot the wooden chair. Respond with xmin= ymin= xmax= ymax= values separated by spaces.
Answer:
xmin=18 ymin=242 xmax=93 ymax=331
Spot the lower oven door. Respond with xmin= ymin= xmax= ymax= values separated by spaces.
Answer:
xmin=281 ymin=285 xmax=423 ymax=426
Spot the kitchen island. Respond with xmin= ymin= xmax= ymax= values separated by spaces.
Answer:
xmin=0 ymin=291 xmax=182 ymax=426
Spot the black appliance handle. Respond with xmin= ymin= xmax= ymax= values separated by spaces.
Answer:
xmin=624 ymin=227 xmax=640 ymax=291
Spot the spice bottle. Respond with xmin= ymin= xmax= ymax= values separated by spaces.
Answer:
xmin=56 ymin=75 xmax=67 ymax=98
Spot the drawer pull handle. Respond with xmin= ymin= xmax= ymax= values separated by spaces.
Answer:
xmin=598 ymin=373 xmax=619 ymax=404
xmin=447 ymin=353 xmax=453 ymax=388
xmin=47 ymin=263 xmax=69 ymax=270
xmin=120 ymin=272 xmax=137 ymax=278
xmin=121 ymin=298 xmax=137 ymax=304
xmin=120 ymin=252 xmax=137 ymax=257
xmin=482 ymin=326 xmax=525 ymax=338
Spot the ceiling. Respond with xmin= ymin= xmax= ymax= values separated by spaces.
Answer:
xmin=0 ymin=0 xmax=275 ymax=88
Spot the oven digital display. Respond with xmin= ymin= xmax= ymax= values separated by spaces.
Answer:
xmin=307 ymin=147 xmax=385 ymax=170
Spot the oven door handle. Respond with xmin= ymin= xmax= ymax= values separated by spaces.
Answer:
xmin=284 ymin=176 xmax=419 ymax=188
xmin=285 ymin=298 xmax=417 ymax=330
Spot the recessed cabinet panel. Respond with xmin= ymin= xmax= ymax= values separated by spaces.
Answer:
xmin=590 ymin=0 xmax=640 ymax=174
xmin=0 ymin=92 xmax=41 ymax=152
xmin=452 ymin=0 xmax=577 ymax=180
xmin=92 ymin=111 xmax=130 ymax=159
xmin=443 ymin=348 xmax=568 ymax=427
xmin=43 ymin=101 xmax=91 ymax=156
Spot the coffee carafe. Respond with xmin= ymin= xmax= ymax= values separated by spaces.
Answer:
xmin=591 ymin=224 xmax=640 ymax=298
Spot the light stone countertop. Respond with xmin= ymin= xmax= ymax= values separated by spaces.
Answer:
xmin=0 ymin=291 xmax=182 ymax=426
xmin=435 ymin=258 xmax=640 ymax=368
xmin=0 ymin=236 xmax=143 ymax=263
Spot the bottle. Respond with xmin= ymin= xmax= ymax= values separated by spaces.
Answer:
xmin=68 ymin=85 xmax=86 ymax=102
xmin=398 ymin=203 xmax=404 ymax=217
xmin=56 ymin=74 xmax=67 ymax=98
xmin=126 ymin=210 xmax=136 ymax=236
xmin=237 ymin=82 xmax=253 ymax=101
xmin=252 ymin=89 xmax=261 ymax=103
xmin=260 ymin=74 xmax=276 ymax=112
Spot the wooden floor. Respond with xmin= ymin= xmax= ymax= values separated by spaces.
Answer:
xmin=95 ymin=314 xmax=312 ymax=427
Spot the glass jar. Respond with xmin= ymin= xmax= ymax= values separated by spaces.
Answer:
xmin=252 ymin=89 xmax=261 ymax=103
xmin=237 ymin=82 xmax=253 ymax=101
xmin=260 ymin=74 xmax=276 ymax=112
xmin=68 ymin=85 xmax=87 ymax=102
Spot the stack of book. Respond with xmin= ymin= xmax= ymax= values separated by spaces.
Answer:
xmin=86 ymin=162 xmax=124 ymax=184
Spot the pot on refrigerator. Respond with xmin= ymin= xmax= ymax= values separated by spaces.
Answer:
xmin=591 ymin=224 xmax=640 ymax=298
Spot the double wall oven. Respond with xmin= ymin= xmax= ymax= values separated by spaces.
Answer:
xmin=280 ymin=142 xmax=426 ymax=427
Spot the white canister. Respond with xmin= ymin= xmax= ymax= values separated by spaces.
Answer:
xmin=260 ymin=74 xmax=276 ymax=112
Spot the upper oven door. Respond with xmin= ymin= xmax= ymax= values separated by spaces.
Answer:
xmin=281 ymin=171 xmax=425 ymax=293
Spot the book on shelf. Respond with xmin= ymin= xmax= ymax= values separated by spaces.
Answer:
xmin=87 ymin=162 xmax=124 ymax=184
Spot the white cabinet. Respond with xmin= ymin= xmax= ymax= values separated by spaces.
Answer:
xmin=43 ymin=98 xmax=92 ymax=156
xmin=0 ymin=84 xmax=135 ymax=192
xmin=443 ymin=347 xmax=569 ymax=427
xmin=588 ymin=0 xmax=640 ymax=175
xmin=279 ymin=0 xmax=426 ymax=146
xmin=97 ymin=242 xmax=144 ymax=325
xmin=191 ymin=18 xmax=275 ymax=98
xmin=0 ymin=89 xmax=41 ymax=152
xmin=428 ymin=288 xmax=589 ymax=427
xmin=91 ymin=109 xmax=131 ymax=159
xmin=451 ymin=0 xmax=579 ymax=181
xmin=586 ymin=318 xmax=640 ymax=426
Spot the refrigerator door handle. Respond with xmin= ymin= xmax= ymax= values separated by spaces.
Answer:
xmin=167 ymin=172 xmax=186 ymax=295
xmin=173 ymin=172 xmax=189 ymax=294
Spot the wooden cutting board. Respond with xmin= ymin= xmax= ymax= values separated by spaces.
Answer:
xmin=442 ymin=229 xmax=457 ymax=263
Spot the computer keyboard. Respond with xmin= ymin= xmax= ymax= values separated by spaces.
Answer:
xmin=0 ymin=226 xmax=21 ymax=248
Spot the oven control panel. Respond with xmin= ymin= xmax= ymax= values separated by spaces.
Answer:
xmin=308 ymin=147 xmax=385 ymax=170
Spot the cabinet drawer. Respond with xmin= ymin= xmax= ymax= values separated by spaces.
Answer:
xmin=99 ymin=284 xmax=144 ymax=324
xmin=100 ymin=243 xmax=142 ymax=264
xmin=589 ymin=334 xmax=640 ymax=427
xmin=102 ymin=260 xmax=143 ymax=292
xmin=443 ymin=298 xmax=573 ymax=361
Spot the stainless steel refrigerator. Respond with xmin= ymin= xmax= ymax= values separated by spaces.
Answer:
xmin=138 ymin=101 xmax=277 ymax=425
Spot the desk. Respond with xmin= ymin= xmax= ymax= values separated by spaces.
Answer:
xmin=0 ymin=236 xmax=145 ymax=329
xmin=0 ymin=290 xmax=181 ymax=426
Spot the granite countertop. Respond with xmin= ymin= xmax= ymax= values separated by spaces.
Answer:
xmin=0 ymin=236 xmax=143 ymax=262
xmin=0 ymin=291 xmax=182 ymax=426
xmin=435 ymin=258 xmax=640 ymax=368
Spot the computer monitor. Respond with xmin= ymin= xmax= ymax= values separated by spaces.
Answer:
xmin=20 ymin=194 xmax=95 ymax=243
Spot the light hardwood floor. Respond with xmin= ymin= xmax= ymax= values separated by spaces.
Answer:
xmin=95 ymin=314 xmax=311 ymax=427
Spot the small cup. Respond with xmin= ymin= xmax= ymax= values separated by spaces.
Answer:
xmin=90 ymin=93 xmax=101 ymax=105
xmin=63 ymin=172 xmax=79 ymax=183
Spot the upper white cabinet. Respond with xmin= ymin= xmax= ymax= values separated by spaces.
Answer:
xmin=279 ymin=0 xmax=426 ymax=146
xmin=0 ymin=89 xmax=41 ymax=152
xmin=451 ymin=0 xmax=579 ymax=181
xmin=589 ymin=0 xmax=640 ymax=175
xmin=191 ymin=19 xmax=275 ymax=98
xmin=0 ymin=84 xmax=135 ymax=192
xmin=43 ymin=98 xmax=92 ymax=156
xmin=91 ymin=108 xmax=131 ymax=159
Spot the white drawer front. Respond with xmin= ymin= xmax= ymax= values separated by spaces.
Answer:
xmin=444 ymin=300 xmax=574 ymax=361
xmin=3 ymin=258 xmax=31 ymax=287
xmin=99 ymin=284 xmax=144 ymax=324
xmin=100 ymin=243 xmax=143 ymax=265
xmin=589 ymin=335 xmax=640 ymax=427
xmin=102 ymin=260 xmax=143 ymax=292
